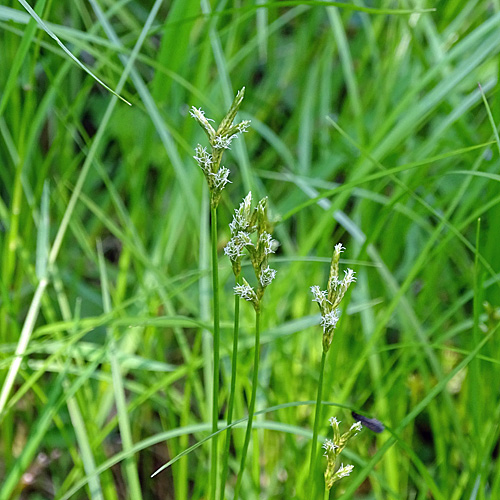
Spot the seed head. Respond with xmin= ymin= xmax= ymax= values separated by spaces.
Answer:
xmin=312 ymin=243 xmax=356 ymax=352
xmin=190 ymin=88 xmax=249 ymax=208
xmin=323 ymin=416 xmax=359 ymax=491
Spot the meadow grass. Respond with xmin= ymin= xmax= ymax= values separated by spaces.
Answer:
xmin=1 ymin=1 xmax=500 ymax=499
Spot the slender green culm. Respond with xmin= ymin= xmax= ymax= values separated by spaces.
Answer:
xmin=210 ymin=204 xmax=221 ymax=500
xmin=219 ymin=275 xmax=241 ymax=500
xmin=309 ymin=349 xmax=327 ymax=483
xmin=308 ymin=243 xmax=356 ymax=491
xmin=233 ymin=308 xmax=261 ymax=499
xmin=190 ymin=88 xmax=249 ymax=500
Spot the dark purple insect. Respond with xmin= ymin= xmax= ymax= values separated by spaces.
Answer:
xmin=352 ymin=411 xmax=385 ymax=433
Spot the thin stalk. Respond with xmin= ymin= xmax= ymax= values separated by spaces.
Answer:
xmin=210 ymin=204 xmax=221 ymax=500
xmin=219 ymin=275 xmax=241 ymax=500
xmin=324 ymin=485 xmax=330 ymax=500
xmin=233 ymin=308 xmax=261 ymax=499
xmin=309 ymin=349 xmax=327 ymax=487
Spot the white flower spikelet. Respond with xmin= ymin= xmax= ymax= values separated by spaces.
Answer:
xmin=311 ymin=285 xmax=330 ymax=309
xmin=237 ymin=120 xmax=251 ymax=133
xmin=213 ymin=134 xmax=238 ymax=149
xmin=189 ymin=107 xmax=215 ymax=137
xmin=224 ymin=239 xmax=244 ymax=261
xmin=224 ymin=231 xmax=253 ymax=261
xmin=322 ymin=439 xmax=337 ymax=456
xmin=350 ymin=421 xmax=363 ymax=434
xmin=320 ymin=309 xmax=340 ymax=332
xmin=343 ymin=269 xmax=356 ymax=286
xmin=334 ymin=243 xmax=345 ymax=255
xmin=229 ymin=192 xmax=253 ymax=235
xmin=234 ymin=283 xmax=258 ymax=303
xmin=259 ymin=232 xmax=277 ymax=255
xmin=259 ymin=266 xmax=277 ymax=287
xmin=189 ymin=107 xmax=209 ymax=122
xmin=335 ymin=268 xmax=356 ymax=304
xmin=336 ymin=463 xmax=354 ymax=479
xmin=210 ymin=167 xmax=231 ymax=190
xmin=193 ymin=145 xmax=213 ymax=175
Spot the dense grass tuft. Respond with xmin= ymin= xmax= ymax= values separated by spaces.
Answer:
xmin=1 ymin=1 xmax=500 ymax=499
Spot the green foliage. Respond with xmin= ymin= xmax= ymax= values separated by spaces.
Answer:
xmin=1 ymin=1 xmax=500 ymax=499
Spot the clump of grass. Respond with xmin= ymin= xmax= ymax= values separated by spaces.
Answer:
xmin=4 ymin=3 xmax=500 ymax=497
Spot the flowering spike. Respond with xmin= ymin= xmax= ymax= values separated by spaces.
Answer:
xmin=323 ymin=416 xmax=360 ymax=491
xmin=190 ymin=107 xmax=216 ymax=140
xmin=218 ymin=87 xmax=246 ymax=135
xmin=229 ymin=191 xmax=253 ymax=235
xmin=312 ymin=243 xmax=355 ymax=352
xmin=225 ymin=192 xmax=278 ymax=309
xmin=190 ymin=89 xmax=250 ymax=208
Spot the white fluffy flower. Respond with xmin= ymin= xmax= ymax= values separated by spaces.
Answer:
xmin=234 ymin=283 xmax=257 ymax=303
xmin=237 ymin=120 xmax=251 ymax=133
xmin=336 ymin=463 xmax=354 ymax=479
xmin=350 ymin=421 xmax=363 ymax=434
xmin=229 ymin=192 xmax=253 ymax=235
xmin=343 ymin=268 xmax=356 ymax=286
xmin=193 ymin=145 xmax=213 ymax=174
xmin=311 ymin=285 xmax=330 ymax=309
xmin=320 ymin=309 xmax=340 ymax=332
xmin=190 ymin=107 xmax=215 ymax=137
xmin=322 ymin=439 xmax=337 ymax=455
xmin=259 ymin=232 xmax=277 ymax=255
xmin=210 ymin=167 xmax=231 ymax=190
xmin=259 ymin=266 xmax=276 ymax=287
xmin=224 ymin=239 xmax=244 ymax=261
xmin=213 ymin=134 xmax=238 ymax=149
xmin=224 ymin=232 xmax=253 ymax=261
xmin=334 ymin=243 xmax=345 ymax=255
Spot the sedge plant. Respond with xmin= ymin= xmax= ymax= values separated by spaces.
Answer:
xmin=308 ymin=243 xmax=356 ymax=490
xmin=224 ymin=192 xmax=278 ymax=499
xmin=190 ymin=89 xmax=250 ymax=500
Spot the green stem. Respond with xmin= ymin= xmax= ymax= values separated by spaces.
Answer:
xmin=219 ymin=275 xmax=241 ymax=500
xmin=324 ymin=485 xmax=330 ymax=500
xmin=233 ymin=307 xmax=261 ymax=499
xmin=309 ymin=349 xmax=327 ymax=488
xmin=210 ymin=205 xmax=221 ymax=500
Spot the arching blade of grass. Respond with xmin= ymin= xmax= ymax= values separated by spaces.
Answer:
xmin=17 ymin=0 xmax=130 ymax=105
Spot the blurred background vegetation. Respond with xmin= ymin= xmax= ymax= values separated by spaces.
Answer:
xmin=1 ymin=1 xmax=500 ymax=498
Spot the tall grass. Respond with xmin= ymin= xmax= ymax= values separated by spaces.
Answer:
xmin=1 ymin=1 xmax=500 ymax=499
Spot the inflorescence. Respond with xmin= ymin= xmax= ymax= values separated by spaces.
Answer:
xmin=190 ymin=89 xmax=250 ymax=209
xmin=323 ymin=417 xmax=362 ymax=491
xmin=311 ymin=243 xmax=356 ymax=352
xmin=224 ymin=192 xmax=278 ymax=311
